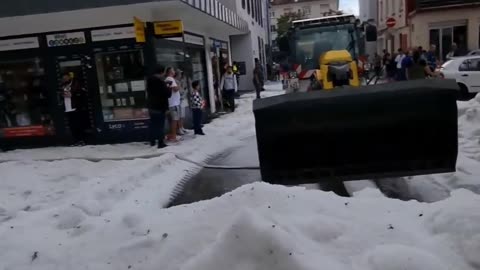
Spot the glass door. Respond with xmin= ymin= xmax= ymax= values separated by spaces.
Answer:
xmin=55 ymin=53 xmax=95 ymax=137
xmin=430 ymin=25 xmax=467 ymax=60
xmin=441 ymin=27 xmax=453 ymax=61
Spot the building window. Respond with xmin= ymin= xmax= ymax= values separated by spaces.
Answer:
xmin=284 ymin=7 xmax=293 ymax=14
xmin=430 ymin=26 xmax=467 ymax=60
xmin=96 ymin=50 xmax=148 ymax=122
xmin=260 ymin=0 xmax=264 ymax=27
xmin=271 ymin=25 xmax=276 ymax=32
xmin=320 ymin=4 xmax=330 ymax=12
xmin=271 ymin=11 xmax=275 ymax=17
xmin=242 ymin=0 xmax=246 ymax=9
xmin=0 ymin=58 xmax=55 ymax=138
xmin=302 ymin=6 xmax=311 ymax=16
xmin=380 ymin=1 xmax=384 ymax=21
xmin=247 ymin=0 xmax=251 ymax=14
xmin=252 ymin=0 xmax=256 ymax=19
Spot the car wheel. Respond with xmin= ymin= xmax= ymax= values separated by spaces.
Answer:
xmin=458 ymin=83 xmax=473 ymax=101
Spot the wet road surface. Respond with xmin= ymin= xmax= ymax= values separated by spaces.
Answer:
xmin=168 ymin=137 xmax=416 ymax=207
xmin=168 ymin=136 xmax=262 ymax=207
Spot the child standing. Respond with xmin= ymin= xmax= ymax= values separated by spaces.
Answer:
xmin=191 ymin=81 xmax=205 ymax=136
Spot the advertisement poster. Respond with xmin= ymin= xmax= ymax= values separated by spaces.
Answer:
xmin=2 ymin=126 xmax=51 ymax=138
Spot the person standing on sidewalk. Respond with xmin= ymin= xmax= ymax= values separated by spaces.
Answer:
xmin=175 ymin=69 xmax=189 ymax=135
xmin=219 ymin=66 xmax=238 ymax=112
xmin=190 ymin=80 xmax=205 ymax=136
xmin=146 ymin=65 xmax=171 ymax=149
xmin=165 ymin=67 xmax=181 ymax=143
xmin=253 ymin=58 xmax=264 ymax=99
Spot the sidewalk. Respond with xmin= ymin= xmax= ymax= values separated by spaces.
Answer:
xmin=0 ymin=86 xmax=283 ymax=224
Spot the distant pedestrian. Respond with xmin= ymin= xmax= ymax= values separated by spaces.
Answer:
xmin=220 ymin=66 xmax=238 ymax=112
xmin=190 ymin=80 xmax=205 ymax=136
xmin=426 ymin=44 xmax=438 ymax=73
xmin=446 ymin=43 xmax=460 ymax=60
xmin=165 ymin=67 xmax=181 ymax=143
xmin=253 ymin=58 xmax=264 ymax=99
xmin=384 ymin=53 xmax=395 ymax=81
xmin=146 ymin=65 xmax=171 ymax=149
xmin=175 ymin=69 xmax=189 ymax=135
xmin=373 ymin=52 xmax=382 ymax=78
xmin=394 ymin=48 xmax=406 ymax=81
xmin=62 ymin=72 xmax=89 ymax=146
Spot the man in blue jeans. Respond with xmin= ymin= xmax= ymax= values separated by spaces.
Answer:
xmin=146 ymin=65 xmax=171 ymax=148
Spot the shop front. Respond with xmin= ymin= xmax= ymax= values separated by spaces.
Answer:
xmin=90 ymin=26 xmax=149 ymax=143
xmin=154 ymin=21 xmax=209 ymax=123
xmin=0 ymin=36 xmax=59 ymax=148
xmin=209 ymin=38 xmax=230 ymax=111
xmin=0 ymin=24 xmax=150 ymax=148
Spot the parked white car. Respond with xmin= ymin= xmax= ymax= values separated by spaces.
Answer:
xmin=467 ymin=49 xmax=480 ymax=56
xmin=440 ymin=55 xmax=480 ymax=100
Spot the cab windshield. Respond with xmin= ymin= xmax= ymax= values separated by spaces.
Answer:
xmin=293 ymin=24 xmax=358 ymax=70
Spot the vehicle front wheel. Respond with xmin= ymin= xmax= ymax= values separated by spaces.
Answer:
xmin=458 ymin=83 xmax=475 ymax=101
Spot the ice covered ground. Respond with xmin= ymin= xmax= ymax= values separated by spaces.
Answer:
xmin=1 ymin=83 xmax=480 ymax=270
xmin=406 ymin=95 xmax=480 ymax=202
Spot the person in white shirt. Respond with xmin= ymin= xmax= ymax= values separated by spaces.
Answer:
xmin=394 ymin=48 xmax=406 ymax=80
xmin=219 ymin=66 xmax=238 ymax=112
xmin=165 ymin=67 xmax=181 ymax=142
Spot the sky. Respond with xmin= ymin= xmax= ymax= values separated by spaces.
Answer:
xmin=339 ymin=0 xmax=359 ymax=15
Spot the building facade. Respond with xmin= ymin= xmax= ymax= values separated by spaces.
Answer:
xmin=359 ymin=0 xmax=378 ymax=23
xmin=359 ymin=0 xmax=378 ymax=57
xmin=0 ymin=0 xmax=268 ymax=147
xmin=408 ymin=0 xmax=480 ymax=60
xmin=377 ymin=0 xmax=409 ymax=54
xmin=269 ymin=0 xmax=339 ymax=42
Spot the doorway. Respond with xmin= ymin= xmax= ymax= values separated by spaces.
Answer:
xmin=54 ymin=51 xmax=96 ymax=142
xmin=429 ymin=25 xmax=467 ymax=60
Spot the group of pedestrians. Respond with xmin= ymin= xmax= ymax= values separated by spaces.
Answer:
xmin=146 ymin=65 xmax=205 ymax=149
xmin=380 ymin=45 xmax=440 ymax=82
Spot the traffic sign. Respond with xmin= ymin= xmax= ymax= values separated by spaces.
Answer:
xmin=386 ymin=17 xmax=396 ymax=28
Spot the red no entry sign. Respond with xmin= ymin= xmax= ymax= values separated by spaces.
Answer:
xmin=386 ymin=17 xmax=396 ymax=28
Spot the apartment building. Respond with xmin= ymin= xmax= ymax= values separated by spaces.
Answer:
xmin=407 ymin=0 xmax=480 ymax=60
xmin=359 ymin=0 xmax=377 ymax=23
xmin=270 ymin=0 xmax=339 ymax=42
xmin=377 ymin=0 xmax=409 ymax=54
xmin=0 ymin=0 xmax=268 ymax=147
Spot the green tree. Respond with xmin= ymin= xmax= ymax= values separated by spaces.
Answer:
xmin=276 ymin=11 xmax=306 ymax=39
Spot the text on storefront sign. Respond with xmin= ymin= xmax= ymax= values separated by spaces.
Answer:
xmin=154 ymin=20 xmax=184 ymax=38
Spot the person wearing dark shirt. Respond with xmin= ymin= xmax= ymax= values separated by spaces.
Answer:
xmin=62 ymin=72 xmax=89 ymax=146
xmin=146 ymin=65 xmax=171 ymax=149
xmin=426 ymin=44 xmax=437 ymax=73
xmin=397 ymin=50 xmax=413 ymax=81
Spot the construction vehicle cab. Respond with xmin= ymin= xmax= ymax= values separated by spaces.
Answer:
xmin=280 ymin=14 xmax=367 ymax=92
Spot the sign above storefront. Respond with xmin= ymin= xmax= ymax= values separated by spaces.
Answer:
xmin=47 ymin=32 xmax=86 ymax=47
xmin=134 ymin=17 xmax=146 ymax=43
xmin=0 ymin=37 xmax=39 ymax=52
xmin=166 ymin=34 xmax=204 ymax=46
xmin=154 ymin=20 xmax=184 ymax=38
xmin=91 ymin=27 xmax=135 ymax=42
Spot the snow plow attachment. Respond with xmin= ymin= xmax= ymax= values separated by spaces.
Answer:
xmin=253 ymin=80 xmax=459 ymax=185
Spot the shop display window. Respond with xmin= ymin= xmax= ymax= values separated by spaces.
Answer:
xmin=0 ymin=58 xmax=55 ymax=138
xmin=95 ymin=50 xmax=148 ymax=122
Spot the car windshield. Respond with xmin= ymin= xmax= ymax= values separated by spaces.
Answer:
xmin=294 ymin=24 xmax=357 ymax=70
